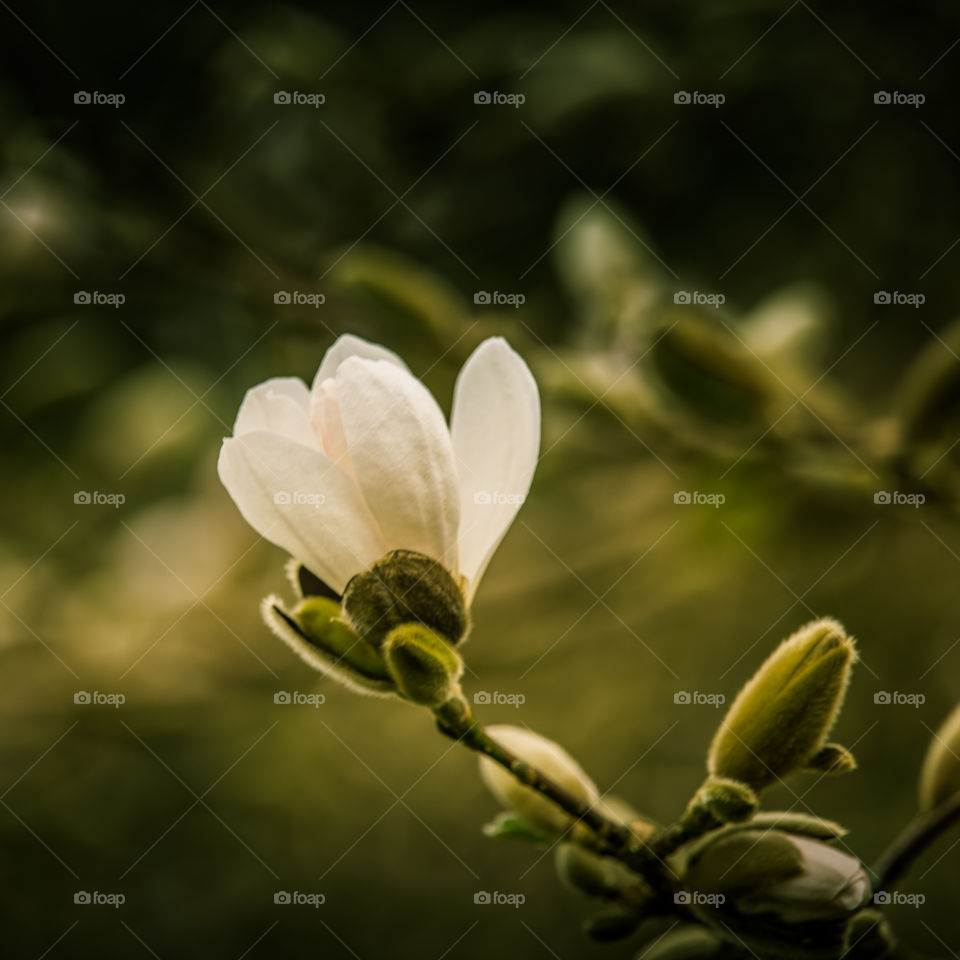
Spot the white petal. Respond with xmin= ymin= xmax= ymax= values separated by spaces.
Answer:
xmin=450 ymin=338 xmax=540 ymax=597
xmin=217 ymin=431 xmax=385 ymax=594
xmin=335 ymin=357 xmax=460 ymax=571
xmin=233 ymin=377 xmax=316 ymax=448
xmin=311 ymin=334 xmax=408 ymax=392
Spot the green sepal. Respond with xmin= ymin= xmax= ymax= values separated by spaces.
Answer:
xmin=262 ymin=596 xmax=396 ymax=696
xmin=382 ymin=622 xmax=464 ymax=707
xmin=294 ymin=597 xmax=391 ymax=679
xmin=482 ymin=811 xmax=550 ymax=845
xmin=696 ymin=776 xmax=758 ymax=824
xmin=806 ymin=743 xmax=856 ymax=776
xmin=343 ymin=549 xmax=469 ymax=648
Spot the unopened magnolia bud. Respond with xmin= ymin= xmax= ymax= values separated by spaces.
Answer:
xmin=919 ymin=702 xmax=960 ymax=812
xmin=684 ymin=830 xmax=870 ymax=925
xmin=381 ymin=623 xmax=464 ymax=707
xmin=343 ymin=550 xmax=469 ymax=648
xmin=478 ymin=725 xmax=599 ymax=838
xmin=696 ymin=776 xmax=758 ymax=823
xmin=708 ymin=618 xmax=856 ymax=790
xmin=582 ymin=908 xmax=640 ymax=942
xmin=262 ymin=595 xmax=395 ymax=696
xmin=555 ymin=843 xmax=640 ymax=900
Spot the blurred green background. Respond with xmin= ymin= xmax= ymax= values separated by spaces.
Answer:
xmin=3 ymin=2 xmax=960 ymax=957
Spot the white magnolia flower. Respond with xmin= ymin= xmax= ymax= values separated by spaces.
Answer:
xmin=218 ymin=334 xmax=540 ymax=600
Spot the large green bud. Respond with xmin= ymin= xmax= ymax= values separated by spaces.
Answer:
xmin=919 ymin=702 xmax=960 ymax=812
xmin=708 ymin=618 xmax=857 ymax=791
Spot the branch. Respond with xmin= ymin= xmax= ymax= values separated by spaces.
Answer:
xmin=874 ymin=791 xmax=960 ymax=891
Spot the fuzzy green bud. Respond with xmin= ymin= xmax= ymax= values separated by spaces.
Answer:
xmin=708 ymin=618 xmax=856 ymax=790
xmin=919 ymin=702 xmax=960 ymax=812
xmin=342 ymin=549 xmax=469 ymax=648
xmin=695 ymin=775 xmax=758 ymax=824
xmin=262 ymin=595 xmax=395 ymax=696
xmin=478 ymin=725 xmax=599 ymax=838
xmin=381 ymin=623 xmax=464 ymax=707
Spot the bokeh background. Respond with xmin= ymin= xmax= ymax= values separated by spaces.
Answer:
xmin=2 ymin=2 xmax=960 ymax=957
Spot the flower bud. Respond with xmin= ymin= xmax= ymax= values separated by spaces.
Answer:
xmin=478 ymin=725 xmax=598 ymax=838
xmin=708 ymin=618 xmax=856 ymax=790
xmin=683 ymin=830 xmax=870 ymax=925
xmin=695 ymin=775 xmax=758 ymax=824
xmin=342 ymin=550 xmax=469 ymax=648
xmin=555 ymin=843 xmax=640 ymax=899
xmin=262 ymin=595 xmax=394 ymax=696
xmin=919 ymin=702 xmax=960 ymax=812
xmin=381 ymin=623 xmax=464 ymax=707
